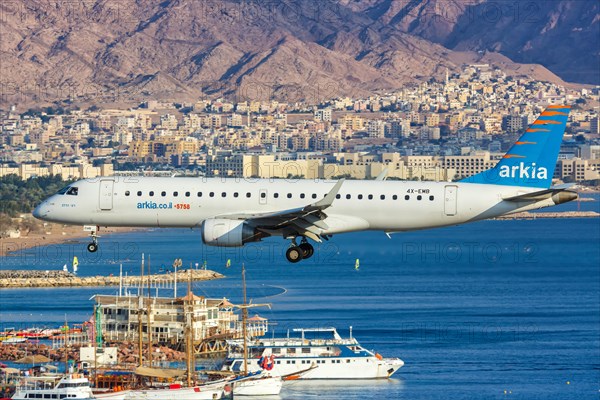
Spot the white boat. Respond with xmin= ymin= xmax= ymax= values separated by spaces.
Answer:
xmin=231 ymin=372 xmax=283 ymax=396
xmin=1 ymin=336 xmax=28 ymax=344
xmin=11 ymin=373 xmax=95 ymax=399
xmin=121 ymin=383 xmax=223 ymax=400
xmin=222 ymin=327 xmax=404 ymax=379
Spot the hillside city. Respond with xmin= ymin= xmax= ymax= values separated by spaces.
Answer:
xmin=1 ymin=64 xmax=599 ymax=185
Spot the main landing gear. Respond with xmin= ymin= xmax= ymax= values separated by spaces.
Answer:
xmin=85 ymin=226 xmax=99 ymax=253
xmin=285 ymin=238 xmax=314 ymax=263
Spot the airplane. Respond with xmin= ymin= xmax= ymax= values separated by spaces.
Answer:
xmin=33 ymin=105 xmax=578 ymax=263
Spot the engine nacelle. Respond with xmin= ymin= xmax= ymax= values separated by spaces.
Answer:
xmin=201 ymin=219 xmax=265 ymax=247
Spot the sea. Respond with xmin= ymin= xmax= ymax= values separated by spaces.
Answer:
xmin=0 ymin=195 xmax=599 ymax=399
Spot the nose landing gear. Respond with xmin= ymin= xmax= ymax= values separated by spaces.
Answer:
xmin=84 ymin=226 xmax=99 ymax=253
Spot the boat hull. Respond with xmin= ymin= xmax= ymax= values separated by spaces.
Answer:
xmin=232 ymin=377 xmax=283 ymax=396
xmin=123 ymin=386 xmax=223 ymax=400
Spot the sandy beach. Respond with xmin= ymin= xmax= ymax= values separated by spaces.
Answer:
xmin=0 ymin=220 xmax=139 ymax=257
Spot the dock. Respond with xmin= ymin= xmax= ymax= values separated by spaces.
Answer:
xmin=0 ymin=269 xmax=224 ymax=288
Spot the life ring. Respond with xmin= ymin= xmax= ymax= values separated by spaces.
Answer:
xmin=260 ymin=355 xmax=275 ymax=371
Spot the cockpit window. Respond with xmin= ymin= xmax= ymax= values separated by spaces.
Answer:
xmin=57 ymin=186 xmax=70 ymax=195
xmin=66 ymin=187 xmax=78 ymax=196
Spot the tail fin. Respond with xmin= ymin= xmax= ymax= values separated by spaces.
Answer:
xmin=461 ymin=105 xmax=571 ymax=188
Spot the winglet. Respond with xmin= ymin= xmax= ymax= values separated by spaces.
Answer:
xmin=310 ymin=179 xmax=344 ymax=210
xmin=375 ymin=169 xmax=388 ymax=181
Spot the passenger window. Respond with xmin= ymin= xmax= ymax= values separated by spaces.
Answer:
xmin=197 ymin=192 xmax=202 ymax=197
xmin=392 ymin=195 xmax=398 ymax=200
xmin=274 ymin=193 xmax=279 ymax=198
xmin=173 ymin=191 xmax=178 ymax=197
xmin=137 ymin=191 xmax=142 ymax=196
xmin=405 ymin=195 xmax=409 ymax=200
xmin=417 ymin=195 xmax=422 ymax=200
xmin=260 ymin=192 xmax=266 ymax=198
xmin=161 ymin=191 xmax=166 ymax=197
xmin=149 ymin=191 xmax=154 ymax=197
xmin=287 ymin=193 xmax=292 ymax=199
xmin=185 ymin=192 xmax=190 ymax=197
xmin=346 ymin=194 xmax=351 ymax=199
xmin=222 ymin=192 xmax=227 ymax=197
xmin=358 ymin=194 xmax=363 ymax=200
xmin=234 ymin=192 xmax=239 ymax=198
xmin=429 ymin=195 xmax=434 ymax=201
xmin=368 ymin=194 xmax=373 ymax=200
xmin=66 ymin=187 xmax=78 ymax=196
xmin=312 ymin=194 xmax=317 ymax=199
xmin=246 ymin=192 xmax=251 ymax=198
xmin=210 ymin=192 xmax=215 ymax=197
xmin=125 ymin=191 xmax=130 ymax=196
xmin=300 ymin=193 xmax=305 ymax=199
xmin=380 ymin=195 xmax=385 ymax=200
xmin=336 ymin=194 xmax=341 ymax=199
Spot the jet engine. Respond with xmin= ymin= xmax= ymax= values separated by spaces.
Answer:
xmin=201 ymin=219 xmax=266 ymax=247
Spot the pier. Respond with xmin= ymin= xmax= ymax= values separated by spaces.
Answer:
xmin=0 ymin=269 xmax=224 ymax=289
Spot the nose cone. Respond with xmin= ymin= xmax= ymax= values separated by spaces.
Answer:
xmin=33 ymin=202 xmax=48 ymax=220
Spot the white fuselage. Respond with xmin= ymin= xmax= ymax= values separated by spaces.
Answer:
xmin=33 ymin=177 xmax=560 ymax=235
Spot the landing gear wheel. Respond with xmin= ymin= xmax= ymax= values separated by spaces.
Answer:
xmin=286 ymin=247 xmax=304 ymax=263
xmin=87 ymin=242 xmax=98 ymax=253
xmin=299 ymin=243 xmax=314 ymax=259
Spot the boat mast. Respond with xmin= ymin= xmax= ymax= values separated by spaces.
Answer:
xmin=242 ymin=264 xmax=248 ymax=376
xmin=147 ymin=255 xmax=152 ymax=368
xmin=138 ymin=254 xmax=144 ymax=367
xmin=186 ymin=267 xmax=194 ymax=387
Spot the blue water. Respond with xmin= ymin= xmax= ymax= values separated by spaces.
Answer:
xmin=1 ymin=196 xmax=599 ymax=399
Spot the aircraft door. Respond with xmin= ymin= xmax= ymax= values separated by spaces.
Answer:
xmin=444 ymin=185 xmax=458 ymax=216
xmin=99 ymin=179 xmax=114 ymax=210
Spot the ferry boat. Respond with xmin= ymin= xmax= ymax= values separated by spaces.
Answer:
xmin=11 ymin=373 xmax=95 ymax=400
xmin=222 ymin=327 xmax=404 ymax=379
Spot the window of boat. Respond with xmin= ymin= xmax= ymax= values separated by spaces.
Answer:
xmin=66 ymin=187 xmax=78 ymax=196
xmin=276 ymin=360 xmax=281 ymax=364
xmin=302 ymin=348 xmax=310 ymax=354
xmin=272 ymin=348 xmax=281 ymax=354
xmin=125 ymin=191 xmax=130 ymax=196
xmin=287 ymin=348 xmax=296 ymax=354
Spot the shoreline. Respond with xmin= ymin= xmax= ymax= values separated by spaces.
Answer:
xmin=0 ymin=221 xmax=141 ymax=257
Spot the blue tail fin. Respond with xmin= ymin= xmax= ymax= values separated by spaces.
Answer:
xmin=461 ymin=105 xmax=571 ymax=188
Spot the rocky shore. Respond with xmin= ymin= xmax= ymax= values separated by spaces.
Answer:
xmin=0 ymin=341 xmax=186 ymax=364
xmin=0 ymin=269 xmax=223 ymax=288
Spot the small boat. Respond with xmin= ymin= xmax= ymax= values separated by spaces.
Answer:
xmin=121 ymin=383 xmax=224 ymax=400
xmin=11 ymin=373 xmax=94 ymax=400
xmin=230 ymin=371 xmax=283 ymax=396
xmin=0 ymin=336 xmax=27 ymax=344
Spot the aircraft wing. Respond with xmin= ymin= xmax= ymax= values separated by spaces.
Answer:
xmin=214 ymin=180 xmax=344 ymax=242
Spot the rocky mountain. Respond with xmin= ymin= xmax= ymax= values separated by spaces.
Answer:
xmin=0 ymin=0 xmax=594 ymax=107
xmin=344 ymin=0 xmax=599 ymax=84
